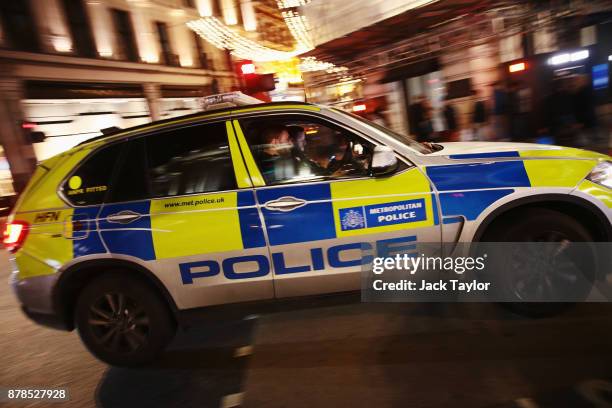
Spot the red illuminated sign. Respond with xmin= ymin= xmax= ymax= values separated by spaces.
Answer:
xmin=240 ymin=63 xmax=256 ymax=75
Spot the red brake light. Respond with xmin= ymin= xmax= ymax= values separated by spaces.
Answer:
xmin=3 ymin=221 xmax=29 ymax=253
xmin=240 ymin=63 xmax=256 ymax=75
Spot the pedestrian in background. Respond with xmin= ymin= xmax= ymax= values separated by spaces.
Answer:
xmin=443 ymin=96 xmax=459 ymax=141
xmin=544 ymin=77 xmax=577 ymax=147
xmin=490 ymin=81 xmax=508 ymax=140
xmin=411 ymin=96 xmax=434 ymax=142
xmin=507 ymin=81 xmax=532 ymax=142
xmin=572 ymin=74 xmax=598 ymax=148
xmin=369 ymin=106 xmax=388 ymax=127
xmin=471 ymin=88 xmax=488 ymax=141
xmin=506 ymin=82 xmax=519 ymax=141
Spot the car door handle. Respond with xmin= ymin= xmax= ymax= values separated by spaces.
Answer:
xmin=264 ymin=196 xmax=307 ymax=212
xmin=106 ymin=210 xmax=142 ymax=224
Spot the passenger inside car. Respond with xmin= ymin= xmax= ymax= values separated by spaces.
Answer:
xmin=287 ymin=125 xmax=316 ymax=177
xmin=258 ymin=124 xmax=298 ymax=183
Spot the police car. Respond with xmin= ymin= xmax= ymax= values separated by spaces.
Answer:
xmin=6 ymin=101 xmax=612 ymax=366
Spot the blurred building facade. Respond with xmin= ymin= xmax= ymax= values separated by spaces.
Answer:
xmin=3 ymin=0 xmax=612 ymax=196
xmin=301 ymin=0 xmax=612 ymax=149
xmin=0 ymin=0 xmax=285 ymax=193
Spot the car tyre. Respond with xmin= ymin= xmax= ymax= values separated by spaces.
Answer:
xmin=75 ymin=272 xmax=176 ymax=366
xmin=482 ymin=208 xmax=596 ymax=318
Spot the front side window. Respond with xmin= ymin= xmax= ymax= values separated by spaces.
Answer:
xmin=240 ymin=115 xmax=375 ymax=185
xmin=146 ymin=121 xmax=237 ymax=197
xmin=62 ymin=143 xmax=123 ymax=206
xmin=332 ymin=108 xmax=434 ymax=154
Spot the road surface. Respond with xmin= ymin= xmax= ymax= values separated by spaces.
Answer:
xmin=2 ymin=250 xmax=612 ymax=407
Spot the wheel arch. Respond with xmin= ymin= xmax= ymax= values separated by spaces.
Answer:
xmin=52 ymin=258 xmax=179 ymax=331
xmin=472 ymin=193 xmax=612 ymax=243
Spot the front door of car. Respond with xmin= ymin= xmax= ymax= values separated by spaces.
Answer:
xmin=97 ymin=120 xmax=273 ymax=310
xmin=232 ymin=114 xmax=441 ymax=298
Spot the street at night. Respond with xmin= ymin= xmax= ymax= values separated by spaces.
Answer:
xmin=3 ymin=246 xmax=612 ymax=407
xmin=2 ymin=0 xmax=612 ymax=407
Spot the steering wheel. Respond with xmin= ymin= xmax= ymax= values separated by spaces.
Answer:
xmin=325 ymin=143 xmax=352 ymax=173
xmin=316 ymin=141 xmax=355 ymax=175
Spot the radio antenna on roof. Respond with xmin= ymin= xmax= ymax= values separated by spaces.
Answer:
xmin=100 ymin=126 xmax=122 ymax=135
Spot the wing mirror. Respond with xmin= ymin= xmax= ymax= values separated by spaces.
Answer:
xmin=371 ymin=145 xmax=398 ymax=177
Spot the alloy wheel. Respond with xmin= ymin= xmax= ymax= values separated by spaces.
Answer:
xmin=88 ymin=292 xmax=150 ymax=353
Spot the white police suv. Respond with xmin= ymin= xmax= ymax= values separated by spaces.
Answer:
xmin=6 ymin=101 xmax=611 ymax=365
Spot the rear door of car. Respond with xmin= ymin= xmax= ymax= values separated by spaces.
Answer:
xmin=232 ymin=113 xmax=440 ymax=298
xmin=96 ymin=120 xmax=272 ymax=310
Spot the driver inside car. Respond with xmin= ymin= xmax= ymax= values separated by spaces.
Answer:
xmin=259 ymin=122 xmax=371 ymax=182
xmin=300 ymin=127 xmax=350 ymax=176
xmin=302 ymin=129 xmax=371 ymax=178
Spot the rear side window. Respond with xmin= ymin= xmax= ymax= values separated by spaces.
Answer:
xmin=64 ymin=121 xmax=238 ymax=205
xmin=109 ymin=138 xmax=149 ymax=203
xmin=62 ymin=143 xmax=122 ymax=206
xmin=146 ymin=121 xmax=237 ymax=197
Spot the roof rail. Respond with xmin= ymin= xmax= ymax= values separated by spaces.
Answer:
xmin=76 ymin=99 xmax=317 ymax=147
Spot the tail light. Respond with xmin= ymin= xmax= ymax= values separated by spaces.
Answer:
xmin=3 ymin=221 xmax=29 ymax=253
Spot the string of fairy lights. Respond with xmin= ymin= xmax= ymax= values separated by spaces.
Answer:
xmin=187 ymin=16 xmax=308 ymax=62
xmin=186 ymin=0 xmax=346 ymax=74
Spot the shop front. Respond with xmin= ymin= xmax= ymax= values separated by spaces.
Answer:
xmin=22 ymin=81 xmax=214 ymax=161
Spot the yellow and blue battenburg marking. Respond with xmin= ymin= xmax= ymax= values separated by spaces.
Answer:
xmin=425 ymin=161 xmax=527 ymax=222
xmin=438 ymin=190 xmax=515 ymax=223
xmin=257 ymin=184 xmax=337 ymax=246
xmin=577 ymin=180 xmax=612 ymax=209
xmin=330 ymin=169 xmax=437 ymax=237
xmin=14 ymin=131 xmax=608 ymax=280
xmin=89 ymin=191 xmax=267 ymax=261
xmin=13 ymin=208 xmax=74 ymax=279
xmin=425 ymin=160 xmax=531 ymax=191
xmin=232 ymin=118 xmax=436 ymax=244
xmin=253 ymin=168 xmax=437 ymax=246
xmin=425 ymin=153 xmax=603 ymax=222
